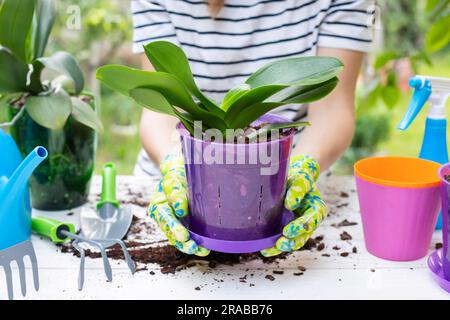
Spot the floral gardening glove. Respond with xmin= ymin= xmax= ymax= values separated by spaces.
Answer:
xmin=148 ymin=154 xmax=210 ymax=257
xmin=260 ymin=155 xmax=328 ymax=257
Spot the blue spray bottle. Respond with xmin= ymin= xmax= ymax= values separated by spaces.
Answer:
xmin=398 ymin=75 xmax=450 ymax=229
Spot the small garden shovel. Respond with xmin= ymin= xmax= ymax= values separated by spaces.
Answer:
xmin=80 ymin=163 xmax=133 ymax=243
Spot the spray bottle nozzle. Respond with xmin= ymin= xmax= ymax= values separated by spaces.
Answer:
xmin=397 ymin=77 xmax=432 ymax=131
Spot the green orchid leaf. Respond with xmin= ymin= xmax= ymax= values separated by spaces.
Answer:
xmin=97 ymin=65 xmax=226 ymax=130
xmin=96 ymin=41 xmax=343 ymax=134
xmin=228 ymin=102 xmax=284 ymax=129
xmin=0 ymin=47 xmax=29 ymax=94
xmin=245 ymin=56 xmax=343 ymax=88
xmin=37 ymin=51 xmax=85 ymax=95
xmin=220 ymin=83 xmax=251 ymax=111
xmin=173 ymin=108 xmax=196 ymax=136
xmin=275 ymin=77 xmax=339 ymax=104
xmin=224 ymin=84 xmax=288 ymax=125
xmin=227 ymin=78 xmax=338 ymax=129
xmin=0 ymin=0 xmax=35 ymax=62
xmin=32 ymin=0 xmax=55 ymax=59
xmin=247 ymin=121 xmax=310 ymax=142
xmin=25 ymin=89 xmax=72 ymax=130
xmin=144 ymin=41 xmax=223 ymax=116
xmin=71 ymin=97 xmax=103 ymax=132
xmin=130 ymin=87 xmax=176 ymax=116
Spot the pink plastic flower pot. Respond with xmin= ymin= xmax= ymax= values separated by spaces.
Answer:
xmin=354 ymin=156 xmax=441 ymax=261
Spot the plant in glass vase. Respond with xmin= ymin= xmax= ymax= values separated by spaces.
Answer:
xmin=97 ymin=41 xmax=342 ymax=252
xmin=0 ymin=0 xmax=102 ymax=211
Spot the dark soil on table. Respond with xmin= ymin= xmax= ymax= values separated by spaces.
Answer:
xmin=61 ymin=233 xmax=326 ymax=274
xmin=445 ymin=175 xmax=450 ymax=183
xmin=61 ymin=173 xmax=360 ymax=276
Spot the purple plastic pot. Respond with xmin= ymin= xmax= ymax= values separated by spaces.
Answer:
xmin=438 ymin=164 xmax=450 ymax=280
xmin=428 ymin=249 xmax=450 ymax=293
xmin=178 ymin=114 xmax=294 ymax=248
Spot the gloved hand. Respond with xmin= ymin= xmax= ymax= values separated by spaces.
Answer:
xmin=148 ymin=154 xmax=210 ymax=256
xmin=260 ymin=155 xmax=327 ymax=257
xmin=148 ymin=154 xmax=327 ymax=257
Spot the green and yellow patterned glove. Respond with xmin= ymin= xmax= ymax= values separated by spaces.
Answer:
xmin=260 ymin=155 xmax=327 ymax=257
xmin=148 ymin=154 xmax=210 ymax=256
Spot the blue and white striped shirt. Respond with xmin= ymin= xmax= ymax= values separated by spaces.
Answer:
xmin=131 ymin=0 xmax=374 ymax=176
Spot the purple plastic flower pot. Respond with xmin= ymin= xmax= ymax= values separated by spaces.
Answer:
xmin=438 ymin=164 xmax=450 ymax=280
xmin=177 ymin=114 xmax=294 ymax=244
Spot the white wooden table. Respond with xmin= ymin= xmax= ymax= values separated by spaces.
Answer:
xmin=2 ymin=174 xmax=448 ymax=300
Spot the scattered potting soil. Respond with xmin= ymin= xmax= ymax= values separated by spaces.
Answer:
xmin=265 ymin=275 xmax=275 ymax=281
xmin=332 ymin=219 xmax=358 ymax=228
xmin=436 ymin=242 xmax=443 ymax=249
xmin=340 ymin=231 xmax=352 ymax=241
xmin=340 ymin=252 xmax=349 ymax=257
xmin=293 ymin=272 xmax=303 ymax=276
xmin=273 ymin=270 xmax=284 ymax=275
xmin=352 ymin=247 xmax=358 ymax=254
xmin=62 ymin=241 xmax=289 ymax=274
xmin=339 ymin=192 xmax=349 ymax=198
xmin=445 ymin=175 xmax=450 ymax=183
xmin=61 ymin=222 xmax=327 ymax=275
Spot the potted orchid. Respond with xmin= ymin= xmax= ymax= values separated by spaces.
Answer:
xmin=96 ymin=41 xmax=342 ymax=251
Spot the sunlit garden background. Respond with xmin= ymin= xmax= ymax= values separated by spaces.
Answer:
xmin=1 ymin=0 xmax=449 ymax=174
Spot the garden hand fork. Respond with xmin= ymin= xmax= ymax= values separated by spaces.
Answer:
xmin=31 ymin=216 xmax=135 ymax=291
xmin=0 ymin=241 xmax=39 ymax=300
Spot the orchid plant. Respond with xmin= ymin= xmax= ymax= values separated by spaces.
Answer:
xmin=97 ymin=41 xmax=342 ymax=138
xmin=0 ymin=0 xmax=102 ymax=131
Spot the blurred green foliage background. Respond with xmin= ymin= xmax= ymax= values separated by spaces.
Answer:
xmin=1 ymin=0 xmax=449 ymax=175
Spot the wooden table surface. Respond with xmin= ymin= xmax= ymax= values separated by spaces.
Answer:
xmin=2 ymin=174 xmax=448 ymax=300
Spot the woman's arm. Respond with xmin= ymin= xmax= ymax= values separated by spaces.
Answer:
xmin=139 ymin=54 xmax=180 ymax=165
xmin=293 ymin=47 xmax=364 ymax=171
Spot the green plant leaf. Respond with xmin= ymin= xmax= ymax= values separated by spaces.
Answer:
xmin=228 ymin=102 xmax=284 ymax=129
xmin=0 ymin=92 xmax=25 ymax=107
xmin=25 ymin=89 xmax=72 ymax=130
xmin=0 ymin=0 xmax=35 ymax=62
xmin=130 ymin=87 xmax=176 ymax=116
xmin=173 ymin=108 xmax=196 ymax=136
xmin=96 ymin=65 xmax=226 ymax=130
xmin=71 ymin=97 xmax=103 ymax=132
xmin=381 ymin=84 xmax=400 ymax=109
xmin=36 ymin=51 xmax=85 ymax=95
xmin=374 ymin=51 xmax=399 ymax=70
xmin=426 ymin=14 xmax=450 ymax=53
xmin=247 ymin=121 xmax=310 ymax=142
xmin=143 ymin=41 xmax=223 ymax=116
xmin=227 ymin=78 xmax=339 ymax=129
xmin=0 ymin=47 xmax=29 ymax=94
xmin=220 ymin=83 xmax=251 ymax=111
xmin=32 ymin=0 xmax=55 ymax=59
xmin=245 ymin=56 xmax=343 ymax=88
xmin=278 ymin=77 xmax=339 ymax=104
xmin=224 ymin=84 xmax=287 ymax=125
xmin=426 ymin=0 xmax=450 ymax=19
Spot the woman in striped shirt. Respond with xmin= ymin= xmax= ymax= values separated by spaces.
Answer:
xmin=132 ymin=0 xmax=374 ymax=176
